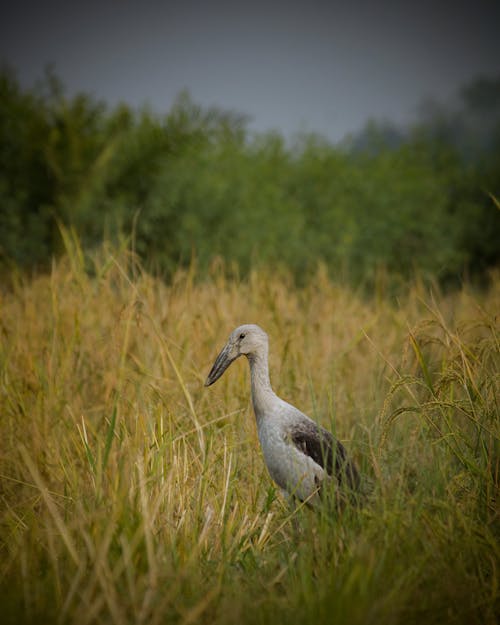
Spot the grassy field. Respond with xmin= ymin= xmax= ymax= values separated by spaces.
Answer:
xmin=1 ymin=235 xmax=498 ymax=624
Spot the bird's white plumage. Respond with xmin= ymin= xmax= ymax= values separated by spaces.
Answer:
xmin=256 ymin=403 xmax=326 ymax=502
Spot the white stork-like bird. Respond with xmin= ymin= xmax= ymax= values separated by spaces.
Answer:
xmin=205 ymin=324 xmax=359 ymax=505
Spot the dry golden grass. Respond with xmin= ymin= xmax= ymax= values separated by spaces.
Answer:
xmin=1 ymin=233 xmax=498 ymax=624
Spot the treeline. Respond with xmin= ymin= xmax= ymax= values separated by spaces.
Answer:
xmin=1 ymin=66 xmax=499 ymax=288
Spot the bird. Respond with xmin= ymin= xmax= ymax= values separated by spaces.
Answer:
xmin=205 ymin=324 xmax=359 ymax=506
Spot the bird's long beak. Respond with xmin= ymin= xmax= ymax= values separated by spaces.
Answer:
xmin=205 ymin=342 xmax=236 ymax=386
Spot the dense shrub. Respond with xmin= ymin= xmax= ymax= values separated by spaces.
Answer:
xmin=1 ymin=66 xmax=499 ymax=288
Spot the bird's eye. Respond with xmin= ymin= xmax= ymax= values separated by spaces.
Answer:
xmin=239 ymin=333 xmax=246 ymax=340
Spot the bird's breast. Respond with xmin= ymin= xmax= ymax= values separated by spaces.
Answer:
xmin=257 ymin=418 xmax=325 ymax=501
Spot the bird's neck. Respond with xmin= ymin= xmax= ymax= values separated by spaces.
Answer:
xmin=247 ymin=351 xmax=276 ymax=422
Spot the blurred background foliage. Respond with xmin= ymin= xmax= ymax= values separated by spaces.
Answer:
xmin=1 ymin=65 xmax=499 ymax=289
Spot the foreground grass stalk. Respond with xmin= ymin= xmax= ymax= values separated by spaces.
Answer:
xmin=19 ymin=445 xmax=81 ymax=568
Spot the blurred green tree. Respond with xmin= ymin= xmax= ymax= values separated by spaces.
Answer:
xmin=0 ymin=67 xmax=498 ymax=289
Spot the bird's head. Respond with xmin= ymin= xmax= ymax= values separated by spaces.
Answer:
xmin=204 ymin=324 xmax=268 ymax=386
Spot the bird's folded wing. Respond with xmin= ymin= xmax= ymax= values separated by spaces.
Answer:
xmin=289 ymin=422 xmax=359 ymax=489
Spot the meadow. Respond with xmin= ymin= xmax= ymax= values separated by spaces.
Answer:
xmin=0 ymin=234 xmax=498 ymax=624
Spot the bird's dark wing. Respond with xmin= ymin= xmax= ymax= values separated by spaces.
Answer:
xmin=289 ymin=421 xmax=360 ymax=491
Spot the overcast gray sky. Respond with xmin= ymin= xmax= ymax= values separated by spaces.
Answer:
xmin=2 ymin=0 xmax=500 ymax=142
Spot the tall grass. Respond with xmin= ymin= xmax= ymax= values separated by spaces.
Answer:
xmin=0 ymin=234 xmax=498 ymax=624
